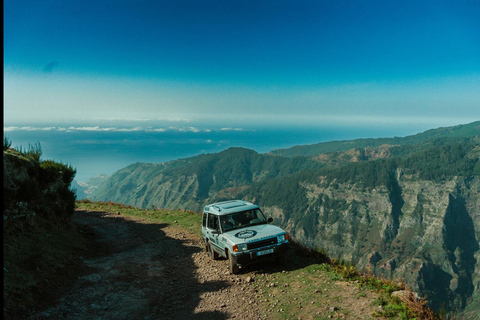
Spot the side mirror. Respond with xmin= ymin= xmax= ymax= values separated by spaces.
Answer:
xmin=211 ymin=229 xmax=220 ymax=235
xmin=267 ymin=217 xmax=273 ymax=223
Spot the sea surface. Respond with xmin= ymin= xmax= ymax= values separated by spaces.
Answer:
xmin=5 ymin=119 xmax=435 ymax=182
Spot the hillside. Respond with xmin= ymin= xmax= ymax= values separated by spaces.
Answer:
xmin=3 ymin=143 xmax=80 ymax=318
xmin=244 ymin=139 xmax=480 ymax=317
xmin=269 ymin=121 xmax=480 ymax=158
xmin=91 ymin=147 xmax=322 ymax=210
xmin=88 ymin=121 xmax=480 ymax=317
xmin=72 ymin=174 xmax=110 ymax=200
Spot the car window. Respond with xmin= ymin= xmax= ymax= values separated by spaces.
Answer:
xmin=207 ymin=214 xmax=219 ymax=230
xmin=202 ymin=213 xmax=207 ymax=227
xmin=220 ymin=215 xmax=234 ymax=231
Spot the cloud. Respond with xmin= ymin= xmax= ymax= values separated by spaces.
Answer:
xmin=3 ymin=125 xmax=222 ymax=133
xmin=43 ymin=61 xmax=59 ymax=73
xmin=4 ymin=126 xmax=20 ymax=132
xmin=116 ymin=127 xmax=143 ymax=132
xmin=220 ymin=127 xmax=244 ymax=131
xmin=4 ymin=126 xmax=57 ymax=132
xmin=68 ymin=126 xmax=117 ymax=131
xmin=178 ymin=127 xmax=201 ymax=133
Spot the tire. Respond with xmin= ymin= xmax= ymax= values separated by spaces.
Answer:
xmin=228 ymin=250 xmax=239 ymax=274
xmin=209 ymin=242 xmax=219 ymax=261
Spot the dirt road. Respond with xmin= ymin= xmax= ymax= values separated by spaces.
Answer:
xmin=30 ymin=209 xmax=265 ymax=319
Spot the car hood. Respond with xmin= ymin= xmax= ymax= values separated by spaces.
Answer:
xmin=221 ymin=224 xmax=285 ymax=245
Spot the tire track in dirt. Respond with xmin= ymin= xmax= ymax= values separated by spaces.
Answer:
xmin=30 ymin=209 xmax=263 ymax=319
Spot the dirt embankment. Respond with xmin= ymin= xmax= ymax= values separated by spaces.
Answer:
xmin=29 ymin=209 xmax=264 ymax=320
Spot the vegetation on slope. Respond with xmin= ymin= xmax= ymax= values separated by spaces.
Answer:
xmin=245 ymin=138 xmax=480 ymax=218
xmin=91 ymin=147 xmax=323 ymax=210
xmin=3 ymin=139 xmax=81 ymax=318
xmin=242 ymin=138 xmax=480 ymax=316
xmin=270 ymin=121 xmax=480 ymax=158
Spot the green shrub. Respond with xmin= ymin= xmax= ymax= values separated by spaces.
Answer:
xmin=40 ymin=160 xmax=76 ymax=185
xmin=16 ymin=142 xmax=43 ymax=162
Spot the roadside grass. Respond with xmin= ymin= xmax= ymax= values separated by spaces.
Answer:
xmin=76 ymin=199 xmax=202 ymax=235
xmin=74 ymin=201 xmax=439 ymax=320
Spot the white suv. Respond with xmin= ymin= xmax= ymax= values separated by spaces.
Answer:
xmin=201 ymin=200 xmax=289 ymax=274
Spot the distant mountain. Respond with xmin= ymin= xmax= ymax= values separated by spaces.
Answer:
xmin=269 ymin=120 xmax=480 ymax=157
xmin=72 ymin=174 xmax=109 ymax=200
xmin=90 ymin=122 xmax=480 ymax=317
xmin=91 ymin=147 xmax=321 ymax=209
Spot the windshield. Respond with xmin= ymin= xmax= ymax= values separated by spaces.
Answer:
xmin=220 ymin=209 xmax=267 ymax=232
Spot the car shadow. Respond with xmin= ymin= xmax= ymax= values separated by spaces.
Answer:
xmin=33 ymin=209 xmax=232 ymax=320
xmin=208 ymin=241 xmax=330 ymax=276
xmin=234 ymin=241 xmax=331 ymax=275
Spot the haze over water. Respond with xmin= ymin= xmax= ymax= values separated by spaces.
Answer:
xmin=4 ymin=118 xmax=455 ymax=182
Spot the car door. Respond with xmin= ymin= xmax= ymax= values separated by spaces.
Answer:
xmin=207 ymin=214 xmax=221 ymax=253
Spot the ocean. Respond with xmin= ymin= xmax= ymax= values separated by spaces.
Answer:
xmin=4 ymin=119 xmax=434 ymax=182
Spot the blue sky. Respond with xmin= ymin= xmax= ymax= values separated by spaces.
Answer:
xmin=4 ymin=0 xmax=480 ymax=128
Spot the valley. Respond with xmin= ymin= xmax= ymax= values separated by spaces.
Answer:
xmin=87 ymin=121 xmax=480 ymax=317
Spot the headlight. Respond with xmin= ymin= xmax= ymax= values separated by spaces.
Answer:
xmin=238 ymin=243 xmax=247 ymax=251
xmin=233 ymin=243 xmax=248 ymax=252
xmin=277 ymin=233 xmax=289 ymax=243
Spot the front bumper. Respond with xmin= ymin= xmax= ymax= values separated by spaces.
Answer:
xmin=232 ymin=242 xmax=289 ymax=267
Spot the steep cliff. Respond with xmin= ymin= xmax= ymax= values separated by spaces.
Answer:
xmin=260 ymin=175 xmax=479 ymax=315
xmin=251 ymin=141 xmax=480 ymax=316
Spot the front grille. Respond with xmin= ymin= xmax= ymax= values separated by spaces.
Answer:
xmin=247 ymin=237 xmax=277 ymax=250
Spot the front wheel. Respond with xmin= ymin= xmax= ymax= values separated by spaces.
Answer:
xmin=228 ymin=250 xmax=239 ymax=274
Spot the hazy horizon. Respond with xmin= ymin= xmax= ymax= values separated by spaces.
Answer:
xmin=5 ymin=119 xmax=477 ymax=183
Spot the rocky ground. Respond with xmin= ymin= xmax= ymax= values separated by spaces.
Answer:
xmin=29 ymin=209 xmax=264 ymax=319
xmin=28 ymin=208 xmax=392 ymax=320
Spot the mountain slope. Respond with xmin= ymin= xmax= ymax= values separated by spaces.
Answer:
xmin=72 ymin=174 xmax=110 ymax=200
xmin=269 ymin=121 xmax=480 ymax=158
xmin=91 ymin=147 xmax=322 ymax=210
xmin=243 ymin=140 xmax=480 ymax=316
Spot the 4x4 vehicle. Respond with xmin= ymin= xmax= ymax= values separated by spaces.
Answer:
xmin=202 ymin=200 xmax=289 ymax=274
